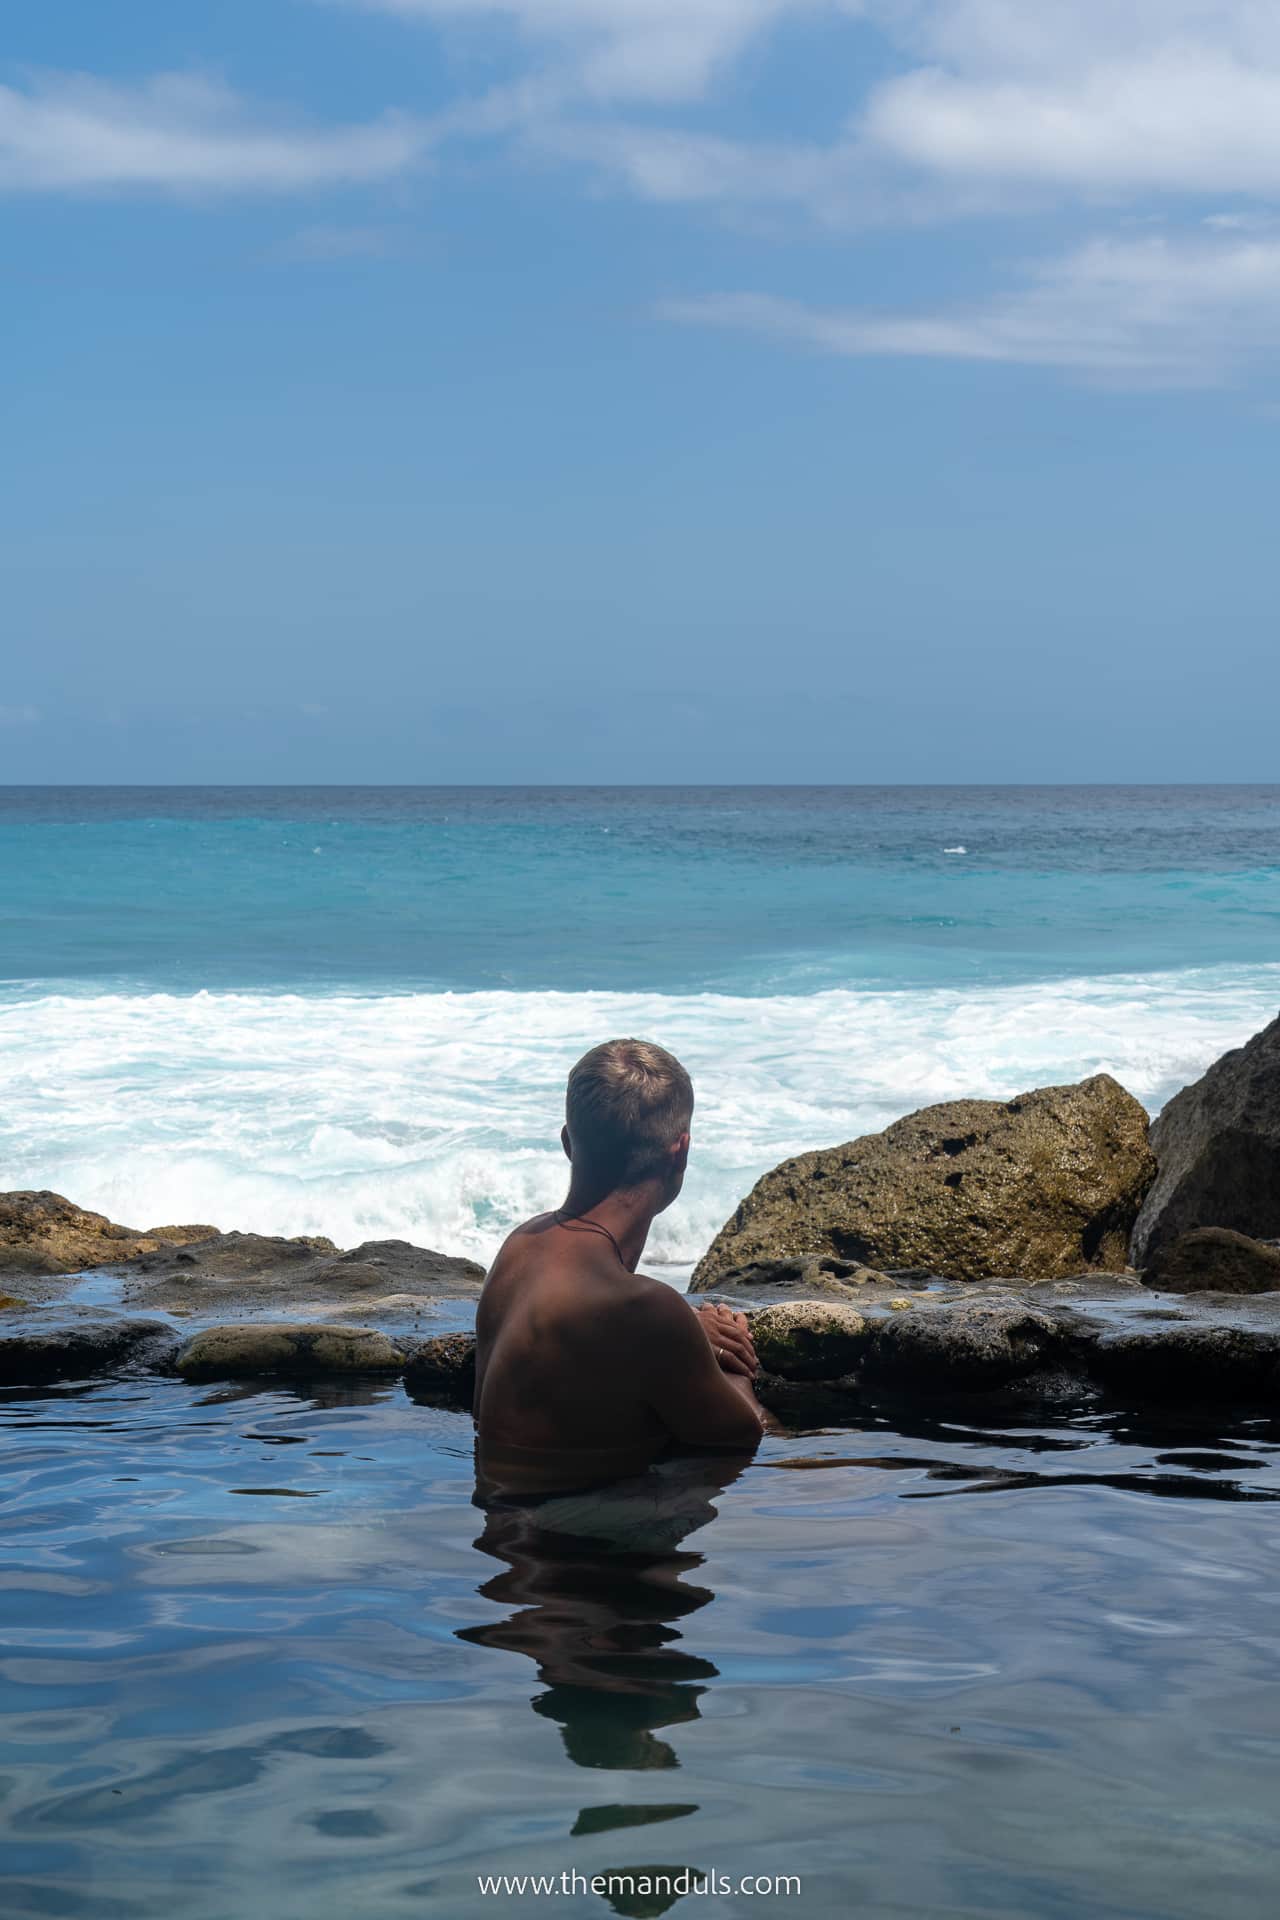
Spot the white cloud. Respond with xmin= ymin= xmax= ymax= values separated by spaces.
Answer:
xmin=0 ymin=71 xmax=429 ymax=195
xmin=336 ymin=0 xmax=1280 ymax=213
xmin=346 ymin=0 xmax=852 ymax=103
xmin=16 ymin=4 xmax=1280 ymax=395
xmin=663 ymin=232 xmax=1280 ymax=386
xmin=865 ymin=46 xmax=1280 ymax=198
xmin=20 ymin=7 xmax=1280 ymax=215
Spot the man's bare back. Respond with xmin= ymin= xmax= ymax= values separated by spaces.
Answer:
xmin=473 ymin=1038 xmax=768 ymax=1498
xmin=474 ymin=1211 xmax=765 ymax=1497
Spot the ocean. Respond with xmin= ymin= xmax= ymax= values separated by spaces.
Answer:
xmin=2 ymin=785 xmax=1278 ymax=1276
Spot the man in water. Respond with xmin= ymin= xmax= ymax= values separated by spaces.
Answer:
xmin=474 ymin=1038 xmax=767 ymax=1497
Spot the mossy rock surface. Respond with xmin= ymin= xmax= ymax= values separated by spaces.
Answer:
xmin=748 ymin=1301 xmax=868 ymax=1380
xmin=176 ymin=1322 xmax=405 ymax=1380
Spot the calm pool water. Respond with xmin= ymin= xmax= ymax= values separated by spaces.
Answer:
xmin=1 ymin=1377 xmax=1278 ymax=1920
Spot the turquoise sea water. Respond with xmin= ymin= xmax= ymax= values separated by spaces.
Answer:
xmin=1 ymin=786 xmax=1278 ymax=1270
xmin=4 ymin=785 xmax=1280 ymax=993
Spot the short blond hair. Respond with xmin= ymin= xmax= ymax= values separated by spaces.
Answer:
xmin=565 ymin=1038 xmax=694 ymax=1191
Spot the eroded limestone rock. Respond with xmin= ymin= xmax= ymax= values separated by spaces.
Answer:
xmin=0 ymin=1190 xmax=216 ymax=1276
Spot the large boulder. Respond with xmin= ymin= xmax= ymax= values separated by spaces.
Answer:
xmin=0 ymin=1190 xmax=216 ymax=1276
xmin=1144 ymin=1227 xmax=1280 ymax=1296
xmin=1131 ymin=1014 xmax=1280 ymax=1263
xmin=692 ymin=1075 xmax=1154 ymax=1289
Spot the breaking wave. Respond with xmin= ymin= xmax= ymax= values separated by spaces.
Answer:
xmin=3 ymin=965 xmax=1277 ymax=1275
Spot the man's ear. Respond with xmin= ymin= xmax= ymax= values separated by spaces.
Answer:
xmin=672 ymin=1131 xmax=691 ymax=1170
xmin=561 ymin=1124 xmax=573 ymax=1162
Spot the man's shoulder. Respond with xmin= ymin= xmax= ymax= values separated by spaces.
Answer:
xmin=484 ymin=1213 xmax=555 ymax=1277
xmin=502 ymin=1211 xmax=557 ymax=1249
xmin=614 ymin=1273 xmax=698 ymax=1339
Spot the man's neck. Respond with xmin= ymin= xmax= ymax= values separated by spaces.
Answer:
xmin=557 ymin=1182 xmax=658 ymax=1272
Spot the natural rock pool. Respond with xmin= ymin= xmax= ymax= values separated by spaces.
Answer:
xmin=2 ymin=1375 xmax=1278 ymax=1919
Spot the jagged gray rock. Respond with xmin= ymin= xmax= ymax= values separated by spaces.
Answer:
xmin=1132 ymin=1013 xmax=1280 ymax=1262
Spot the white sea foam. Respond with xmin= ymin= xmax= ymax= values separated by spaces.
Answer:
xmin=2 ymin=967 xmax=1277 ymax=1272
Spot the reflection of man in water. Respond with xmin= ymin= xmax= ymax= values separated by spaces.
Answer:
xmin=460 ymin=1454 xmax=744 ymax=1774
xmin=474 ymin=1039 xmax=766 ymax=1499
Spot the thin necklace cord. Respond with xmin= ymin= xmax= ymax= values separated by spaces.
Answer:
xmin=553 ymin=1210 xmax=628 ymax=1268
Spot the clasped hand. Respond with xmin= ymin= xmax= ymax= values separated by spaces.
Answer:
xmin=691 ymin=1300 xmax=758 ymax=1377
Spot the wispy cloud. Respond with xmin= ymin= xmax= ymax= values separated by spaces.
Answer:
xmin=15 ymin=5 xmax=1280 ymax=395
xmin=0 ymin=71 xmax=430 ymax=195
xmin=337 ymin=1 xmax=1280 ymax=216
xmin=18 ymin=8 xmax=1280 ymax=214
xmin=340 ymin=0 xmax=850 ymax=105
xmin=663 ymin=233 xmax=1280 ymax=387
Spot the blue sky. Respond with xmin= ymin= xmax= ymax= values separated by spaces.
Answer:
xmin=4 ymin=1 xmax=1279 ymax=782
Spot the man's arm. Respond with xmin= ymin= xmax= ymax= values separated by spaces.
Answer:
xmin=631 ymin=1285 xmax=767 ymax=1452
